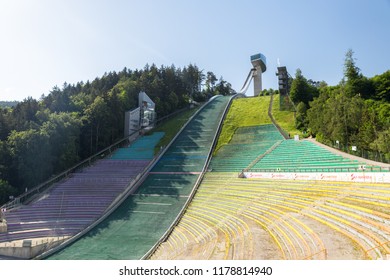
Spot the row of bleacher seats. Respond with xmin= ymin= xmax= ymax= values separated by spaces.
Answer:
xmin=210 ymin=124 xmax=284 ymax=172
xmin=0 ymin=132 xmax=164 ymax=245
xmin=110 ymin=132 xmax=164 ymax=160
xmin=251 ymin=139 xmax=386 ymax=172
xmin=210 ymin=123 xmax=385 ymax=173
xmin=151 ymin=172 xmax=390 ymax=260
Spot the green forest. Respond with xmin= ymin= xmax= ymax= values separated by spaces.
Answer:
xmin=289 ymin=50 xmax=390 ymax=162
xmin=0 ymin=64 xmax=233 ymax=204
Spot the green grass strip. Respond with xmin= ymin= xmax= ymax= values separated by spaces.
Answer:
xmin=214 ymin=96 xmax=272 ymax=154
xmin=271 ymin=94 xmax=303 ymax=138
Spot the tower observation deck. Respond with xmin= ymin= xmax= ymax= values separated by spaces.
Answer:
xmin=238 ymin=53 xmax=267 ymax=96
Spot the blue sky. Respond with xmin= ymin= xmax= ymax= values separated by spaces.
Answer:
xmin=1 ymin=0 xmax=389 ymax=100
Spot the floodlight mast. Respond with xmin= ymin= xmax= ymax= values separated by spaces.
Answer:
xmin=250 ymin=53 xmax=267 ymax=96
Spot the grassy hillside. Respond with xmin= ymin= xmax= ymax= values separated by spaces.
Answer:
xmin=271 ymin=94 xmax=303 ymax=138
xmin=214 ymin=96 xmax=272 ymax=154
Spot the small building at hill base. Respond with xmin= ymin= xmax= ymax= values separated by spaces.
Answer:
xmin=124 ymin=92 xmax=156 ymax=138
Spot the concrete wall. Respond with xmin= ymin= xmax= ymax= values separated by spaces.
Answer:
xmin=0 ymin=221 xmax=7 ymax=233
xmin=0 ymin=238 xmax=68 ymax=259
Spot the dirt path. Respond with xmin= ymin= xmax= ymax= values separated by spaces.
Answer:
xmin=268 ymin=94 xmax=289 ymax=139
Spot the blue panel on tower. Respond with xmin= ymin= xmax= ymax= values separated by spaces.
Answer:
xmin=250 ymin=53 xmax=267 ymax=72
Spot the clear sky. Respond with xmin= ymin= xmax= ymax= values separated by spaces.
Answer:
xmin=1 ymin=0 xmax=389 ymax=101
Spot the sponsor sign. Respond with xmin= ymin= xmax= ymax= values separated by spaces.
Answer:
xmin=244 ymin=172 xmax=390 ymax=183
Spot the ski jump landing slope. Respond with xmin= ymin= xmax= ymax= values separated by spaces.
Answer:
xmin=47 ymin=95 xmax=231 ymax=260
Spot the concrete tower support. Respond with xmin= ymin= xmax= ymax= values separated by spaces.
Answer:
xmin=250 ymin=53 xmax=267 ymax=96
xmin=252 ymin=67 xmax=263 ymax=97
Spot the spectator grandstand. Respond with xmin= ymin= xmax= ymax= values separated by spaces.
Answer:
xmin=0 ymin=132 xmax=164 ymax=258
xmin=211 ymin=123 xmax=387 ymax=173
xmin=45 ymin=95 xmax=232 ymax=260
xmin=250 ymin=139 xmax=387 ymax=173
xmin=110 ymin=132 xmax=164 ymax=160
xmin=2 ymin=94 xmax=388 ymax=260
xmin=150 ymin=96 xmax=390 ymax=260
xmin=150 ymin=173 xmax=390 ymax=260
xmin=210 ymin=124 xmax=284 ymax=172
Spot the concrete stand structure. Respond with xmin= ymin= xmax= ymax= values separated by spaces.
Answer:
xmin=0 ymin=221 xmax=6 ymax=233
xmin=0 ymin=211 xmax=6 ymax=233
xmin=124 ymin=91 xmax=156 ymax=138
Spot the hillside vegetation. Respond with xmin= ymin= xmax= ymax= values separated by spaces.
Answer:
xmin=214 ymin=96 xmax=271 ymax=154
xmin=0 ymin=64 xmax=231 ymax=204
xmin=0 ymin=101 xmax=18 ymax=108
xmin=290 ymin=50 xmax=390 ymax=162
xmin=271 ymin=94 xmax=303 ymax=138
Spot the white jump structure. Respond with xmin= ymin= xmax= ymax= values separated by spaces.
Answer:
xmin=238 ymin=53 xmax=267 ymax=96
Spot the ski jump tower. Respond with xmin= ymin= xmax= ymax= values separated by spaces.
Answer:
xmin=250 ymin=53 xmax=267 ymax=96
